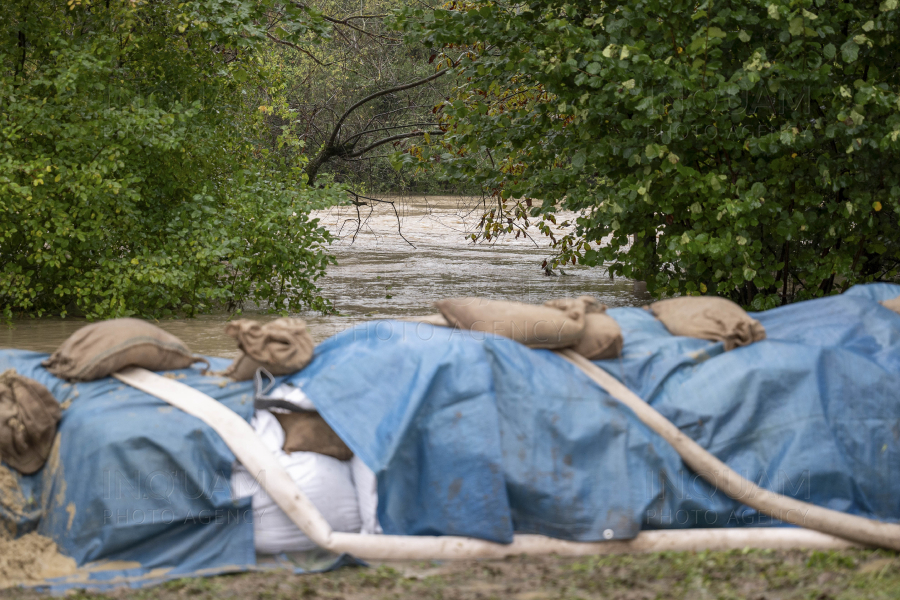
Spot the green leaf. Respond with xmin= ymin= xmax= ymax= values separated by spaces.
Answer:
xmin=841 ymin=41 xmax=859 ymax=63
xmin=232 ymin=67 xmax=249 ymax=83
xmin=823 ymin=43 xmax=836 ymax=59
xmin=571 ymin=151 xmax=586 ymax=169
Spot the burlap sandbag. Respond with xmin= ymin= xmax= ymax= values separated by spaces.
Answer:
xmin=544 ymin=297 xmax=623 ymax=359
xmin=399 ymin=314 xmax=450 ymax=327
xmin=222 ymin=317 xmax=314 ymax=381
xmin=274 ymin=412 xmax=353 ymax=461
xmin=42 ymin=318 xmax=207 ymax=382
xmin=434 ymin=297 xmax=586 ymax=349
xmin=0 ymin=370 xmax=61 ymax=474
xmin=881 ymin=296 xmax=900 ymax=315
xmin=221 ymin=351 xmax=264 ymax=381
xmin=649 ymin=296 xmax=766 ymax=351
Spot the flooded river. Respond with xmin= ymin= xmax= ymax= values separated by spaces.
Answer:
xmin=0 ymin=196 xmax=644 ymax=357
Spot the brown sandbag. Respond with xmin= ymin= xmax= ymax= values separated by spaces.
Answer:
xmin=0 ymin=370 xmax=61 ymax=474
xmin=545 ymin=297 xmax=623 ymax=359
xmin=42 ymin=318 xmax=207 ymax=382
xmin=435 ymin=297 xmax=586 ymax=349
xmin=881 ymin=296 xmax=900 ymax=315
xmin=223 ymin=317 xmax=314 ymax=381
xmin=399 ymin=314 xmax=450 ymax=327
xmin=274 ymin=411 xmax=353 ymax=461
xmin=222 ymin=351 xmax=265 ymax=381
xmin=649 ymin=296 xmax=766 ymax=351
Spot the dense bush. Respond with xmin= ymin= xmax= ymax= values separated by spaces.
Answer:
xmin=397 ymin=0 xmax=900 ymax=306
xmin=0 ymin=0 xmax=340 ymax=319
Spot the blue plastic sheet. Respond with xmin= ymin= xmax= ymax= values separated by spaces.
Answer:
xmin=0 ymin=352 xmax=257 ymax=590
xmin=291 ymin=283 xmax=900 ymax=540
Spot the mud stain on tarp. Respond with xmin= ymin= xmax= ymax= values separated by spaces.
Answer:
xmin=44 ymin=435 xmax=66 ymax=514
xmin=65 ymin=503 xmax=76 ymax=531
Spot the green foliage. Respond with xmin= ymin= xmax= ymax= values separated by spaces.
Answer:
xmin=398 ymin=0 xmax=900 ymax=306
xmin=1 ymin=0 xmax=341 ymax=320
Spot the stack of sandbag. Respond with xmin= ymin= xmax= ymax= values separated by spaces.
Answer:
xmin=222 ymin=318 xmax=314 ymax=381
xmin=647 ymin=296 xmax=766 ymax=351
xmin=0 ymin=370 xmax=60 ymax=475
xmin=42 ymin=318 xmax=208 ymax=381
xmin=230 ymin=410 xmax=372 ymax=554
xmin=433 ymin=295 xmax=623 ymax=359
xmin=220 ymin=318 xmax=350 ymax=461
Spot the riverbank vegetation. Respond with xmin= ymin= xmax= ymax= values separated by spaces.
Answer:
xmin=397 ymin=0 xmax=900 ymax=308
xmin=0 ymin=0 xmax=467 ymax=320
xmin=4 ymin=0 xmax=900 ymax=318
xmin=1 ymin=0 xmax=347 ymax=320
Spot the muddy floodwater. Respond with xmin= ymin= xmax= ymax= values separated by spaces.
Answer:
xmin=0 ymin=196 xmax=645 ymax=357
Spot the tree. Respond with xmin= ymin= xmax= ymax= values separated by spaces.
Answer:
xmin=0 ymin=0 xmax=341 ymax=320
xmin=258 ymin=0 xmax=455 ymax=190
xmin=397 ymin=0 xmax=900 ymax=307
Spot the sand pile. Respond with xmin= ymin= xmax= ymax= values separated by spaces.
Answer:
xmin=0 ymin=465 xmax=24 ymax=515
xmin=0 ymin=532 xmax=77 ymax=588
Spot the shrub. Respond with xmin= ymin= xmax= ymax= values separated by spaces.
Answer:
xmin=397 ymin=0 xmax=900 ymax=306
xmin=0 ymin=0 xmax=339 ymax=319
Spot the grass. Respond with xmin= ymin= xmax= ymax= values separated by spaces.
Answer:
xmin=3 ymin=549 xmax=900 ymax=600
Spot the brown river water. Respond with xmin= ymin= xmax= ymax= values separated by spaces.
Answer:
xmin=0 ymin=196 xmax=645 ymax=357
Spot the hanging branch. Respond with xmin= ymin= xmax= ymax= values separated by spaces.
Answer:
xmin=304 ymin=68 xmax=453 ymax=185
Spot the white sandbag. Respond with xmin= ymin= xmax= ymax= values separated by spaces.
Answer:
xmin=350 ymin=456 xmax=382 ymax=535
xmin=231 ymin=410 xmax=362 ymax=554
xmin=251 ymin=451 xmax=362 ymax=553
xmin=231 ymin=410 xmax=286 ymax=500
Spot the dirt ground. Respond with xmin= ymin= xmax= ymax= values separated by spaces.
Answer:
xmin=2 ymin=549 xmax=900 ymax=600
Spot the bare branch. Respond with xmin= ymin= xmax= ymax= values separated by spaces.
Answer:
xmin=352 ymin=192 xmax=416 ymax=248
xmin=289 ymin=1 xmax=398 ymax=41
xmin=345 ymin=130 xmax=444 ymax=158
xmin=337 ymin=13 xmax=388 ymax=21
xmin=342 ymin=122 xmax=440 ymax=145
xmin=327 ymin=68 xmax=451 ymax=147
xmin=323 ymin=14 xmax=400 ymax=42
xmin=265 ymin=32 xmax=333 ymax=67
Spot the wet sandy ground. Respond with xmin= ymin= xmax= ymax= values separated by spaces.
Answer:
xmin=2 ymin=548 xmax=899 ymax=599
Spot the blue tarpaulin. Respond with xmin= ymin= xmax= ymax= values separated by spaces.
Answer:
xmin=2 ymin=283 xmax=900 ymax=589
xmin=0 ymin=354 xmax=257 ymax=589
xmin=290 ymin=283 xmax=900 ymax=540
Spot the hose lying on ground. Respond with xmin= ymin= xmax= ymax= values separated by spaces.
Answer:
xmin=113 ymin=366 xmax=881 ymax=559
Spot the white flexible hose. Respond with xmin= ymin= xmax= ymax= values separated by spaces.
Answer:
xmin=113 ymin=367 xmax=870 ymax=559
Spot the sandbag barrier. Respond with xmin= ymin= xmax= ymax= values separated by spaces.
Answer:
xmin=113 ymin=367 xmax=880 ymax=559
